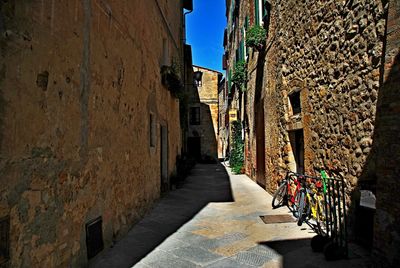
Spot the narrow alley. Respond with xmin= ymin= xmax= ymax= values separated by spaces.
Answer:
xmin=0 ymin=0 xmax=399 ymax=267
xmin=90 ymin=163 xmax=371 ymax=268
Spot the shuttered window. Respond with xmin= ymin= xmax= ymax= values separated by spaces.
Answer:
xmin=254 ymin=0 xmax=260 ymax=25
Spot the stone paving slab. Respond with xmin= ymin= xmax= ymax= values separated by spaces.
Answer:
xmin=156 ymin=237 xmax=190 ymax=252
xmin=233 ymin=251 xmax=273 ymax=267
xmin=169 ymin=245 xmax=224 ymax=266
xmin=141 ymin=249 xmax=200 ymax=268
xmin=204 ymin=257 xmax=255 ymax=268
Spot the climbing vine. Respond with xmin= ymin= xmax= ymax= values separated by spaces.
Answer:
xmin=231 ymin=60 xmax=247 ymax=92
xmin=230 ymin=120 xmax=244 ymax=174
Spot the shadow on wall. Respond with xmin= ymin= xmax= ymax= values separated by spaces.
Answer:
xmin=253 ymin=50 xmax=267 ymax=187
xmin=187 ymin=78 xmax=219 ymax=163
xmin=89 ymin=163 xmax=234 ymax=267
xmin=198 ymin=102 xmax=218 ymax=162
xmin=356 ymin=49 xmax=400 ymax=266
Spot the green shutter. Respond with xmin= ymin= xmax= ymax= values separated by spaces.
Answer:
xmin=240 ymin=39 xmax=245 ymax=61
xmin=245 ymin=16 xmax=249 ymax=30
xmin=254 ymin=0 xmax=259 ymax=25
xmin=228 ymin=70 xmax=232 ymax=93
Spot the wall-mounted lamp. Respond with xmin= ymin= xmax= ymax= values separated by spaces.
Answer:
xmin=193 ymin=71 xmax=203 ymax=83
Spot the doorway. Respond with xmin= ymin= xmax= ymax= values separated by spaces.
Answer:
xmin=289 ymin=129 xmax=304 ymax=174
xmin=187 ymin=137 xmax=201 ymax=161
xmin=160 ymin=125 xmax=168 ymax=192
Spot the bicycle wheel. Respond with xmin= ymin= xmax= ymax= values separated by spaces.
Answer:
xmin=297 ymin=190 xmax=307 ymax=226
xmin=272 ymin=182 xmax=287 ymax=208
xmin=316 ymin=199 xmax=327 ymax=235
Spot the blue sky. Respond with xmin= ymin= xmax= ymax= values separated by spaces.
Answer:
xmin=186 ymin=0 xmax=226 ymax=74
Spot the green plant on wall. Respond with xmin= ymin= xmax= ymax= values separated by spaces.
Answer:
xmin=246 ymin=25 xmax=267 ymax=51
xmin=160 ymin=58 xmax=184 ymax=98
xmin=230 ymin=120 xmax=244 ymax=174
xmin=231 ymin=60 xmax=247 ymax=92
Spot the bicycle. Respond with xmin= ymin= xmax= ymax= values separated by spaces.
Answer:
xmin=272 ymin=171 xmax=305 ymax=218
xmin=297 ymin=176 xmax=327 ymax=235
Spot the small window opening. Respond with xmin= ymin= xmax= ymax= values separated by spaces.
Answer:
xmin=85 ymin=217 xmax=104 ymax=259
xmin=162 ymin=38 xmax=170 ymax=66
xmin=0 ymin=216 xmax=10 ymax=265
xmin=289 ymin=91 xmax=301 ymax=115
xmin=150 ymin=113 xmax=156 ymax=147
xmin=190 ymin=107 xmax=201 ymax=125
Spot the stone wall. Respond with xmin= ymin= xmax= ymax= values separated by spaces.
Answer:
xmin=218 ymin=79 xmax=227 ymax=159
xmin=0 ymin=0 xmax=183 ymax=266
xmin=227 ymin=0 xmax=399 ymax=264
xmin=241 ymin=0 xmax=386 ymax=196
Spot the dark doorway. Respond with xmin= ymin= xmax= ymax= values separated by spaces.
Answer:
xmin=188 ymin=137 xmax=201 ymax=160
xmin=289 ymin=129 xmax=304 ymax=174
xmin=160 ymin=125 xmax=168 ymax=192
xmin=256 ymin=102 xmax=266 ymax=187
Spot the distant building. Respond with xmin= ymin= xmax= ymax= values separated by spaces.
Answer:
xmin=187 ymin=66 xmax=222 ymax=161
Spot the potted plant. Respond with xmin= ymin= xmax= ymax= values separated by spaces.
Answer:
xmin=160 ymin=60 xmax=183 ymax=97
xmin=245 ymin=25 xmax=267 ymax=51
xmin=231 ymin=60 xmax=247 ymax=92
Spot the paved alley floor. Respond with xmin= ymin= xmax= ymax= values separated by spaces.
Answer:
xmin=90 ymin=163 xmax=372 ymax=268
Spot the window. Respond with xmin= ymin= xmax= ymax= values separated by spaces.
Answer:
xmin=0 ymin=216 xmax=9 ymax=265
xmin=190 ymin=107 xmax=200 ymax=125
xmin=289 ymin=91 xmax=301 ymax=115
xmin=162 ymin=38 xmax=169 ymax=66
xmin=255 ymin=0 xmax=270 ymax=28
xmin=244 ymin=17 xmax=249 ymax=59
xmin=150 ymin=113 xmax=156 ymax=147
xmin=262 ymin=1 xmax=271 ymax=31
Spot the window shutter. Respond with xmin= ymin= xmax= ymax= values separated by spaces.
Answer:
xmin=254 ymin=0 xmax=259 ymax=25
xmin=240 ymin=32 xmax=245 ymax=61
xmin=228 ymin=70 xmax=232 ymax=93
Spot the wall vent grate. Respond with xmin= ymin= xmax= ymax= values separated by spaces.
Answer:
xmin=85 ymin=216 xmax=104 ymax=259
xmin=0 ymin=216 xmax=10 ymax=265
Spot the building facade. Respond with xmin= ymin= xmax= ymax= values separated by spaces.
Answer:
xmin=0 ymin=0 xmax=193 ymax=266
xmin=187 ymin=65 xmax=222 ymax=161
xmin=217 ymin=78 xmax=228 ymax=159
xmin=225 ymin=0 xmax=399 ymax=266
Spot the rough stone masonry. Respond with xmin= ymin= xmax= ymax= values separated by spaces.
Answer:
xmin=228 ymin=0 xmax=398 ymax=266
